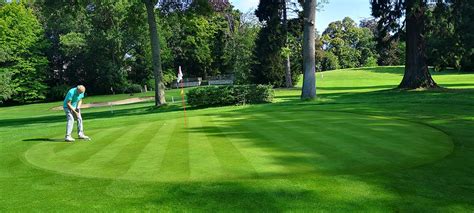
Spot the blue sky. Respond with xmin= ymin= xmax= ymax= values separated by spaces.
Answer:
xmin=230 ymin=0 xmax=372 ymax=33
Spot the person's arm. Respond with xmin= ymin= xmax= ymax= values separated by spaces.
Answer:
xmin=67 ymin=101 xmax=78 ymax=115
xmin=77 ymin=99 xmax=82 ymax=111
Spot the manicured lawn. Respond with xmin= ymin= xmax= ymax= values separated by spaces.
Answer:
xmin=1 ymin=66 xmax=473 ymax=211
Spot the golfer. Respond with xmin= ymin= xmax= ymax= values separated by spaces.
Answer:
xmin=63 ymin=85 xmax=90 ymax=142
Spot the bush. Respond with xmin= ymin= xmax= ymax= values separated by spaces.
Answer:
xmin=187 ymin=85 xmax=274 ymax=107
xmin=125 ymin=84 xmax=143 ymax=94
xmin=363 ymin=56 xmax=378 ymax=67
xmin=321 ymin=52 xmax=340 ymax=71
xmin=47 ymin=84 xmax=70 ymax=101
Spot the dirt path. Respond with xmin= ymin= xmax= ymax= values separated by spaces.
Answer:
xmin=51 ymin=97 xmax=154 ymax=111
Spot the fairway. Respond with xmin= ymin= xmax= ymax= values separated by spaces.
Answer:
xmin=25 ymin=110 xmax=452 ymax=182
xmin=1 ymin=67 xmax=474 ymax=211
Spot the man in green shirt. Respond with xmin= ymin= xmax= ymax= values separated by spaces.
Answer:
xmin=63 ymin=85 xmax=90 ymax=142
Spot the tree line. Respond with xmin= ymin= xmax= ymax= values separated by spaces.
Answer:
xmin=1 ymin=0 xmax=473 ymax=104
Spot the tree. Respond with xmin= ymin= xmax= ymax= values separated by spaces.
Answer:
xmin=301 ymin=0 xmax=316 ymax=99
xmin=36 ymin=0 xmax=145 ymax=95
xmin=452 ymin=0 xmax=474 ymax=71
xmin=372 ymin=0 xmax=438 ymax=89
xmin=321 ymin=17 xmax=377 ymax=69
xmin=144 ymin=0 xmax=166 ymax=106
xmin=252 ymin=0 xmax=286 ymax=87
xmin=223 ymin=10 xmax=260 ymax=84
xmin=0 ymin=2 xmax=49 ymax=103
xmin=282 ymin=0 xmax=292 ymax=88
xmin=425 ymin=2 xmax=461 ymax=71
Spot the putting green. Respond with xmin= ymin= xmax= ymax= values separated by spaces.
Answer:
xmin=24 ymin=110 xmax=453 ymax=182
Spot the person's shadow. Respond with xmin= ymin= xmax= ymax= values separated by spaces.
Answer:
xmin=22 ymin=138 xmax=66 ymax=143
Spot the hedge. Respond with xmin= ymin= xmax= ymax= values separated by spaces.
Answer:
xmin=187 ymin=85 xmax=274 ymax=107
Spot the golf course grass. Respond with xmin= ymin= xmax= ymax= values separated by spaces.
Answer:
xmin=1 ymin=66 xmax=474 ymax=211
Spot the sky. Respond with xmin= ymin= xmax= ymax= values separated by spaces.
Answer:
xmin=229 ymin=0 xmax=373 ymax=33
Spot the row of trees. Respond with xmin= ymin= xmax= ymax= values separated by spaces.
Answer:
xmin=0 ymin=0 xmax=259 ymax=104
xmin=1 ymin=0 xmax=473 ymax=103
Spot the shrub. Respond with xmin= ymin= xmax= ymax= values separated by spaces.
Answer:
xmin=47 ymin=84 xmax=70 ymax=101
xmin=187 ymin=85 xmax=274 ymax=107
xmin=321 ymin=52 xmax=340 ymax=71
xmin=125 ymin=84 xmax=143 ymax=94
xmin=363 ymin=56 xmax=378 ymax=67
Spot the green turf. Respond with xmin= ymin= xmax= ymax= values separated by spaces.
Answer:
xmin=1 ymin=66 xmax=474 ymax=211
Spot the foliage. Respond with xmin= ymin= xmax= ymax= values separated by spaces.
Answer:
xmin=146 ymin=72 xmax=177 ymax=90
xmin=251 ymin=0 xmax=286 ymax=87
xmin=47 ymin=84 xmax=70 ymax=101
xmin=452 ymin=0 xmax=474 ymax=71
xmin=321 ymin=51 xmax=340 ymax=71
xmin=426 ymin=2 xmax=461 ymax=71
xmin=0 ymin=2 xmax=49 ymax=103
xmin=227 ymin=11 xmax=260 ymax=84
xmin=125 ymin=83 xmax=143 ymax=94
xmin=158 ymin=3 xmax=240 ymax=79
xmin=321 ymin=17 xmax=377 ymax=69
xmin=0 ymin=71 xmax=14 ymax=103
xmin=59 ymin=32 xmax=87 ymax=57
xmin=187 ymin=84 xmax=274 ymax=107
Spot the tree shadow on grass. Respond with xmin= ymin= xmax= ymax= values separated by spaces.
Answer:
xmin=22 ymin=138 xmax=66 ymax=143
xmin=103 ymin=179 xmax=393 ymax=211
xmin=182 ymin=88 xmax=474 ymax=210
xmin=0 ymin=103 xmax=191 ymax=128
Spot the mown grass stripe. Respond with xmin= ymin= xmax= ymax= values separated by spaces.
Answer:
xmin=96 ymin=121 xmax=164 ymax=178
xmin=75 ymin=124 xmax=150 ymax=173
xmin=186 ymin=116 xmax=224 ymax=180
xmin=58 ymin=127 xmax=131 ymax=165
xmin=51 ymin=127 xmax=122 ymax=157
xmin=273 ymin=111 xmax=432 ymax=173
xmin=268 ymin=112 xmax=380 ymax=167
xmin=156 ymin=118 xmax=190 ymax=181
xmin=203 ymin=115 xmax=262 ymax=178
xmin=122 ymin=119 xmax=177 ymax=181
xmin=224 ymin=113 xmax=323 ymax=175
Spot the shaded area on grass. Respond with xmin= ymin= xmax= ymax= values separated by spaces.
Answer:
xmin=23 ymin=138 xmax=66 ymax=143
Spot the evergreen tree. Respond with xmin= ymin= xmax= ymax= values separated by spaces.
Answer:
xmin=252 ymin=0 xmax=286 ymax=87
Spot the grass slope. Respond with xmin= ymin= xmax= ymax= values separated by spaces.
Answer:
xmin=1 ymin=66 xmax=474 ymax=211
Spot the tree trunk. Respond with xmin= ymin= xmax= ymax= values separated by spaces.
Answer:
xmin=144 ymin=0 xmax=166 ymax=106
xmin=399 ymin=0 xmax=438 ymax=89
xmin=285 ymin=55 xmax=292 ymax=87
xmin=301 ymin=0 xmax=316 ymax=99
xmin=283 ymin=0 xmax=293 ymax=88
